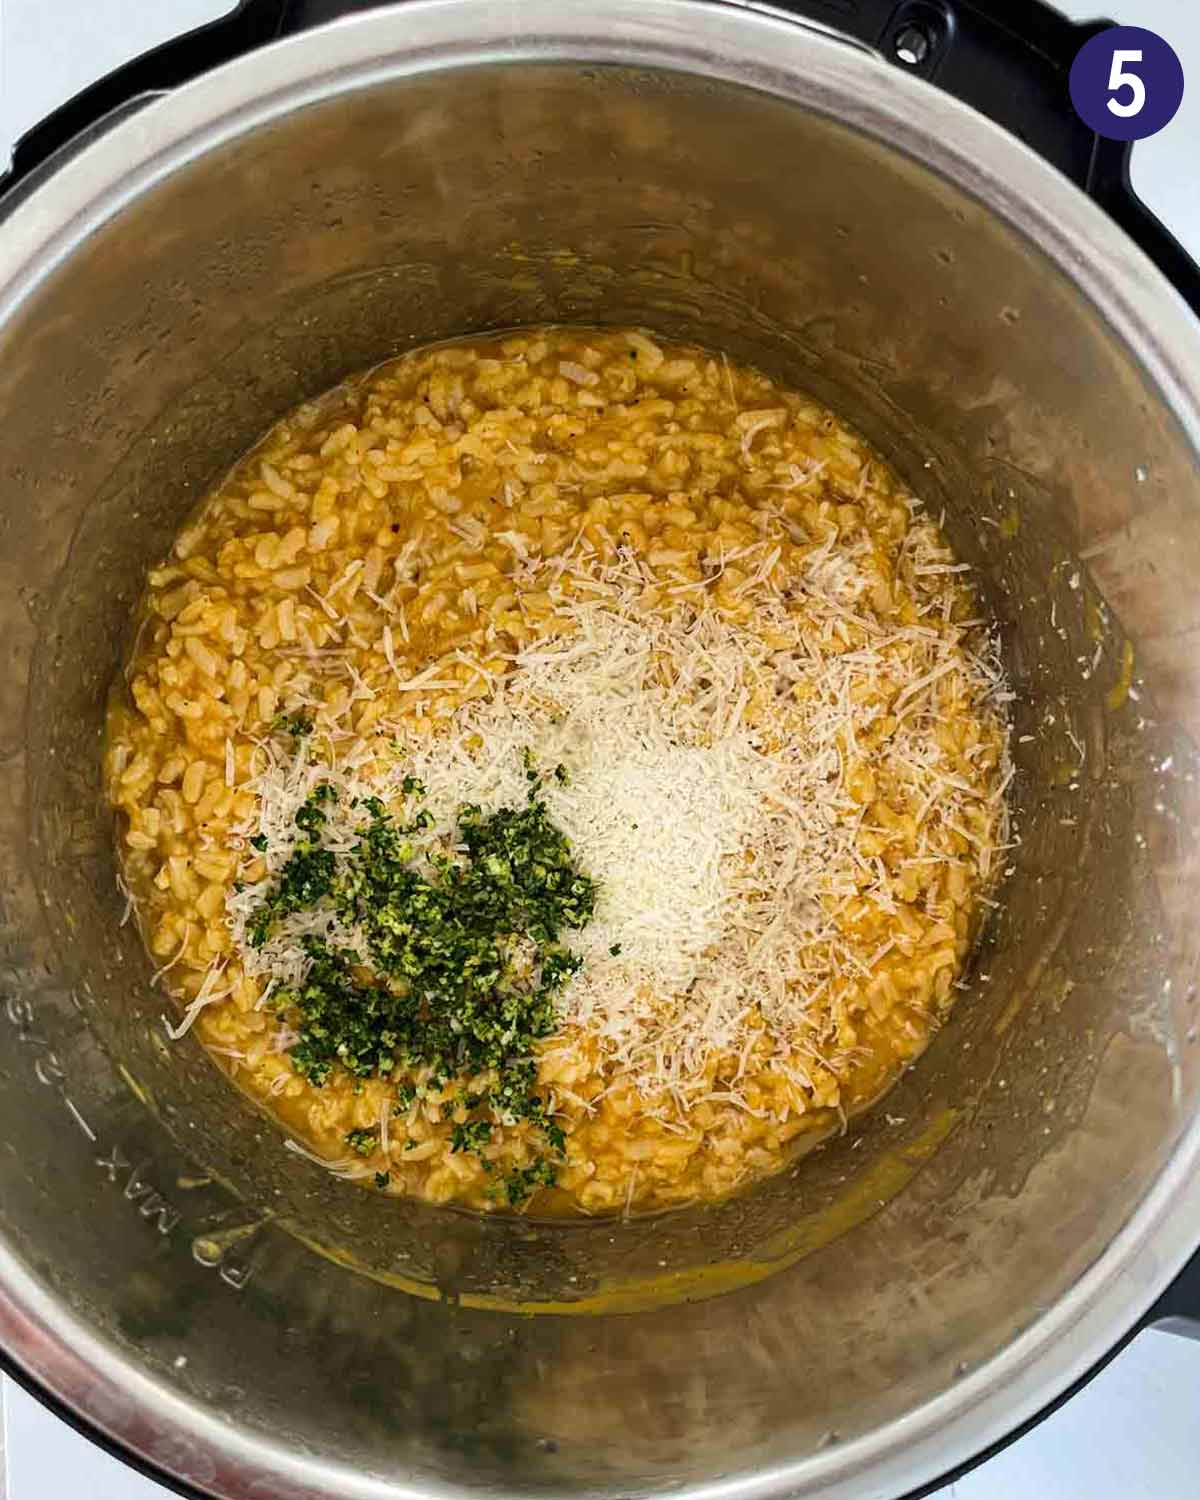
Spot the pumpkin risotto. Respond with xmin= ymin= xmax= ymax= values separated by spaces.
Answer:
xmin=105 ymin=327 xmax=1011 ymax=1215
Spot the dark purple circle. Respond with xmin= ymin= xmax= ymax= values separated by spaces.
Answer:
xmin=1069 ymin=26 xmax=1184 ymax=142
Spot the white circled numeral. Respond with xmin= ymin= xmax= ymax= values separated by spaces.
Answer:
xmin=1107 ymin=49 xmax=1147 ymax=117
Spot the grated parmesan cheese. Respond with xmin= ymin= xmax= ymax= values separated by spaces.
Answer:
xmin=227 ymin=528 xmax=1009 ymax=1120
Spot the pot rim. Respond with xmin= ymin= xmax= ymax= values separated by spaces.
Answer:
xmin=1 ymin=2 xmax=1199 ymax=1497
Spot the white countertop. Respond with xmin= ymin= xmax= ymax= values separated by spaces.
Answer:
xmin=1 ymin=2 xmax=1198 ymax=1497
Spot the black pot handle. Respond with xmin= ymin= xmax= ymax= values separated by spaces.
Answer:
xmin=1 ymin=0 xmax=288 ymax=199
xmin=1144 ymin=1243 xmax=1200 ymax=1340
xmin=767 ymin=0 xmax=1200 ymax=317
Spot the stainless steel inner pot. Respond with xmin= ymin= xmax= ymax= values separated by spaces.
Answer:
xmin=2 ymin=3 xmax=1199 ymax=1497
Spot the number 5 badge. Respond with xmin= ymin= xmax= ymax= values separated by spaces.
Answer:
xmin=1069 ymin=25 xmax=1185 ymax=142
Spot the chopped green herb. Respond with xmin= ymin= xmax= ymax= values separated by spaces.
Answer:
xmin=345 ymin=1128 xmax=377 ymax=1157
xmin=451 ymin=1119 xmax=493 ymax=1154
xmin=249 ymin=834 xmax=268 ymax=853
xmin=254 ymin=762 xmax=596 ymax=1199
xmin=504 ymin=1156 xmax=557 ymax=1207
xmin=294 ymin=781 xmax=337 ymax=837
xmin=609 ymin=942 xmax=623 ymax=957
xmin=442 ymin=1087 xmax=485 ymax=1121
xmin=273 ymin=711 xmax=314 ymax=738
xmin=247 ymin=783 xmax=339 ymax=947
xmin=374 ymin=1171 xmax=390 ymax=1189
xmin=278 ymin=939 xmax=400 ymax=1084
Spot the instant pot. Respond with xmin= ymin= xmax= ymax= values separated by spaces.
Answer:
xmin=1 ymin=1 xmax=1199 ymax=1496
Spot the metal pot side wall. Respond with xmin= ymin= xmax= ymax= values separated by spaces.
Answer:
xmin=0 ymin=5 xmax=1199 ymax=1499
